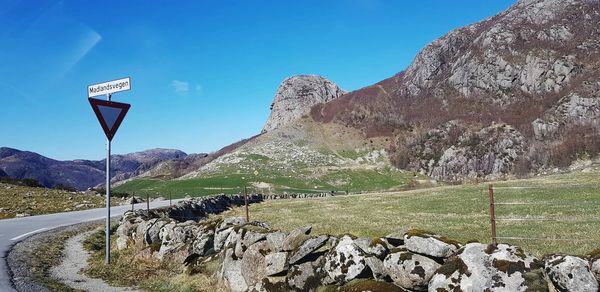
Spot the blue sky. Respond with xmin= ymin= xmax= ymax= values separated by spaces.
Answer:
xmin=0 ymin=0 xmax=516 ymax=160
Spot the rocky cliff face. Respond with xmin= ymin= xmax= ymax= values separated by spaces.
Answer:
xmin=262 ymin=75 xmax=345 ymax=133
xmin=401 ymin=0 xmax=592 ymax=102
xmin=398 ymin=121 xmax=526 ymax=181
xmin=309 ymin=0 xmax=600 ymax=180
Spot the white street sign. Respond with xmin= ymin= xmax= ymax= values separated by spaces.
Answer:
xmin=88 ymin=77 xmax=131 ymax=98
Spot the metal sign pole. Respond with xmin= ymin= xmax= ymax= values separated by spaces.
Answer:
xmin=105 ymin=93 xmax=112 ymax=265
xmin=88 ymin=78 xmax=131 ymax=265
xmin=244 ymin=186 xmax=249 ymax=222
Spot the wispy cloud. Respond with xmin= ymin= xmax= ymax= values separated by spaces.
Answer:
xmin=171 ymin=80 xmax=203 ymax=97
xmin=171 ymin=80 xmax=190 ymax=95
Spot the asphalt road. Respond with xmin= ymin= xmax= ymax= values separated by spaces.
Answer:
xmin=0 ymin=199 xmax=183 ymax=292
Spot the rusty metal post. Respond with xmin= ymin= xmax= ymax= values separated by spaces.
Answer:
xmin=244 ymin=186 xmax=249 ymax=222
xmin=146 ymin=193 xmax=149 ymax=212
xmin=131 ymin=195 xmax=134 ymax=212
xmin=489 ymin=184 xmax=497 ymax=246
xmin=169 ymin=193 xmax=172 ymax=207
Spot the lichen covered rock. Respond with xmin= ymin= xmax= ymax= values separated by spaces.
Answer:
xmin=383 ymin=250 xmax=440 ymax=291
xmin=323 ymin=235 xmax=368 ymax=284
xmin=429 ymin=243 xmax=545 ymax=292
xmin=545 ymin=254 xmax=599 ymax=292
xmin=404 ymin=229 xmax=460 ymax=258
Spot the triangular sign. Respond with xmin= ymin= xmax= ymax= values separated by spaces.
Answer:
xmin=89 ymin=98 xmax=130 ymax=141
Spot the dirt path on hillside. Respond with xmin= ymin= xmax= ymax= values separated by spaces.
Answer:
xmin=50 ymin=231 xmax=140 ymax=292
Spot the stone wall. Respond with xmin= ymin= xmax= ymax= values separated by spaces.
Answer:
xmin=115 ymin=196 xmax=600 ymax=291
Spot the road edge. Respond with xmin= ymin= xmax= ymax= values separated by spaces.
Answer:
xmin=6 ymin=220 xmax=103 ymax=292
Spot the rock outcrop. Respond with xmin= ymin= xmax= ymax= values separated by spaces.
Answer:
xmin=533 ymin=93 xmax=600 ymax=139
xmin=304 ymin=0 xmax=600 ymax=180
xmin=402 ymin=121 xmax=526 ymax=181
xmin=402 ymin=0 xmax=586 ymax=101
xmin=262 ymin=75 xmax=345 ymax=133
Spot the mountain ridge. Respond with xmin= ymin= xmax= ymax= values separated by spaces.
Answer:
xmin=0 ymin=147 xmax=189 ymax=190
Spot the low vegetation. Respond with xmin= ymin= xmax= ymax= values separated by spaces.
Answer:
xmin=0 ymin=183 xmax=107 ymax=219
xmin=223 ymin=169 xmax=600 ymax=257
xmin=83 ymin=228 xmax=222 ymax=291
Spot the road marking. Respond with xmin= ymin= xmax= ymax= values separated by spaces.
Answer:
xmin=10 ymin=228 xmax=48 ymax=241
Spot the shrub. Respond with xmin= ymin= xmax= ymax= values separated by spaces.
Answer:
xmin=54 ymin=183 xmax=77 ymax=192
xmin=20 ymin=178 xmax=43 ymax=188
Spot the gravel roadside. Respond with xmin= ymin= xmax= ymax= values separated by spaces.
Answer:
xmin=50 ymin=230 xmax=140 ymax=292
xmin=7 ymin=222 xmax=97 ymax=292
xmin=7 ymin=221 xmax=139 ymax=292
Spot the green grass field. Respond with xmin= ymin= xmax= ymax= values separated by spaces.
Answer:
xmin=114 ymin=167 xmax=417 ymax=198
xmin=222 ymin=170 xmax=600 ymax=257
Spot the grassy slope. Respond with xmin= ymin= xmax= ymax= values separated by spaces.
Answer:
xmin=223 ymin=170 xmax=600 ymax=257
xmin=116 ymin=118 xmax=419 ymax=197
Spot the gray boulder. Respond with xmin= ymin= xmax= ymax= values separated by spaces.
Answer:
xmin=545 ymin=255 xmax=599 ymax=292
xmin=234 ymin=227 xmax=270 ymax=257
xmin=289 ymin=235 xmax=329 ymax=264
xmin=266 ymin=231 xmax=287 ymax=252
xmin=323 ymin=235 xmax=368 ymax=284
xmin=220 ymin=248 xmax=248 ymax=291
xmin=287 ymin=258 xmax=324 ymax=292
xmin=214 ymin=227 xmax=234 ymax=252
xmin=116 ymin=216 xmax=141 ymax=250
xmin=404 ymin=230 xmax=460 ymax=258
xmin=242 ymin=230 xmax=267 ymax=247
xmin=384 ymin=228 xmax=408 ymax=246
xmin=364 ymin=256 xmax=388 ymax=281
xmin=282 ymin=225 xmax=312 ymax=251
xmin=383 ymin=250 xmax=440 ymax=291
xmin=592 ymin=257 xmax=600 ymax=281
xmin=429 ymin=243 xmax=545 ymax=292
xmin=240 ymin=240 xmax=271 ymax=287
xmin=219 ymin=216 xmax=247 ymax=229
xmin=191 ymin=229 xmax=214 ymax=256
xmin=156 ymin=221 xmax=199 ymax=260
xmin=265 ymin=252 xmax=289 ymax=276
xmin=214 ymin=217 xmax=248 ymax=252
xmin=354 ymin=237 xmax=389 ymax=260
xmin=143 ymin=218 xmax=172 ymax=250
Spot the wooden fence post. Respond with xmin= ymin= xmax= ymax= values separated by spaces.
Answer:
xmin=244 ymin=186 xmax=249 ymax=222
xmin=489 ymin=184 xmax=497 ymax=246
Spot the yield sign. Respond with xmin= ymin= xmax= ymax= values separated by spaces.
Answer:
xmin=89 ymin=98 xmax=130 ymax=141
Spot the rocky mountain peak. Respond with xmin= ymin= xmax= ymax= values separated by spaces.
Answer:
xmin=399 ymin=0 xmax=596 ymax=103
xmin=262 ymin=75 xmax=345 ymax=133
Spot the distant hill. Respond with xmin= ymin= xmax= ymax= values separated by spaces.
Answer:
xmin=0 ymin=147 xmax=188 ymax=190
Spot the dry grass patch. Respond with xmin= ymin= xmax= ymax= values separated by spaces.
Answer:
xmin=0 ymin=183 xmax=126 ymax=219
xmin=83 ymin=228 xmax=223 ymax=292
xmin=223 ymin=171 xmax=600 ymax=257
